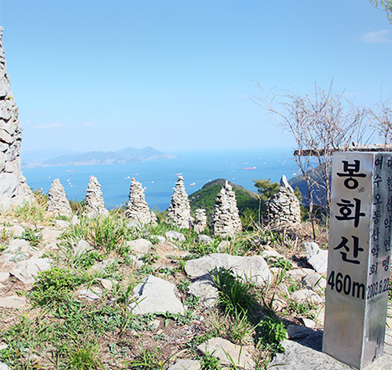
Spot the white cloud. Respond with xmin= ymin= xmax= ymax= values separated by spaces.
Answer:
xmin=33 ymin=122 xmax=65 ymax=129
xmin=361 ymin=29 xmax=392 ymax=43
xmin=83 ymin=122 xmax=95 ymax=126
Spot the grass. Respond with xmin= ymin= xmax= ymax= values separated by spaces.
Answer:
xmin=0 ymin=197 xmax=321 ymax=369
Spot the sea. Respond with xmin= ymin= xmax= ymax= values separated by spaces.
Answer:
xmin=21 ymin=147 xmax=298 ymax=211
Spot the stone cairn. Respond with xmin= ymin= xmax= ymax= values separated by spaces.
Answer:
xmin=166 ymin=176 xmax=192 ymax=229
xmin=46 ymin=178 xmax=72 ymax=218
xmin=193 ymin=208 xmax=207 ymax=233
xmin=0 ymin=27 xmax=33 ymax=209
xmin=267 ymin=175 xmax=301 ymax=226
xmin=84 ymin=176 xmax=109 ymax=218
xmin=211 ymin=181 xmax=242 ymax=237
xmin=125 ymin=178 xmax=151 ymax=225
xmin=150 ymin=210 xmax=158 ymax=226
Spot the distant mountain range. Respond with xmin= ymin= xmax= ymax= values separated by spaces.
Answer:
xmin=21 ymin=146 xmax=176 ymax=168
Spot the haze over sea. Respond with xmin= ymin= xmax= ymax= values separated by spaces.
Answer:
xmin=22 ymin=147 xmax=297 ymax=211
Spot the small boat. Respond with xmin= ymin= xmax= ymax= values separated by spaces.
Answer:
xmin=189 ymin=182 xmax=195 ymax=186
xmin=175 ymin=173 xmax=182 ymax=176
xmin=242 ymin=167 xmax=257 ymax=170
xmin=124 ymin=176 xmax=130 ymax=179
xmin=66 ymin=170 xmax=74 ymax=172
xmin=46 ymin=176 xmax=51 ymax=179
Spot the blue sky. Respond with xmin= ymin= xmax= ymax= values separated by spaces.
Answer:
xmin=1 ymin=0 xmax=391 ymax=153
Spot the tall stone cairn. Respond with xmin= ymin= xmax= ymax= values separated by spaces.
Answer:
xmin=125 ymin=178 xmax=151 ymax=225
xmin=0 ymin=27 xmax=33 ymax=209
xmin=211 ymin=181 xmax=242 ymax=237
xmin=166 ymin=176 xmax=192 ymax=229
xmin=84 ymin=176 xmax=109 ymax=218
xmin=267 ymin=175 xmax=301 ymax=226
xmin=46 ymin=178 xmax=72 ymax=218
xmin=193 ymin=208 xmax=207 ymax=234
xmin=150 ymin=210 xmax=158 ymax=226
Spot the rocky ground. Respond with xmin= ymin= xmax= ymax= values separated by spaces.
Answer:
xmin=0 ymin=201 xmax=391 ymax=369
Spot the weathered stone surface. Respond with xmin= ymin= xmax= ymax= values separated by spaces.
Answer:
xmin=0 ymin=27 xmax=33 ymax=209
xmin=0 ymin=361 xmax=11 ymax=370
xmin=194 ymin=208 xmax=207 ymax=233
xmin=0 ymin=271 xmax=9 ymax=282
xmin=211 ymin=181 xmax=242 ymax=237
xmin=0 ymin=295 xmax=26 ymax=309
xmin=130 ymin=275 xmax=184 ymax=315
xmin=165 ymin=230 xmax=186 ymax=242
xmin=197 ymin=337 xmax=255 ymax=369
xmin=125 ymin=178 xmax=151 ymax=225
xmin=188 ymin=274 xmax=219 ymax=308
xmin=304 ymin=242 xmax=328 ymax=274
xmin=185 ymin=253 xmax=271 ymax=286
xmin=166 ymin=176 xmax=192 ymax=228
xmin=197 ymin=234 xmax=213 ymax=245
xmin=267 ymin=175 xmax=301 ymax=226
xmin=0 ymin=239 xmax=43 ymax=267
xmin=10 ymin=258 xmax=51 ymax=284
xmin=74 ymin=240 xmax=93 ymax=258
xmin=78 ymin=288 xmax=102 ymax=301
xmin=84 ymin=176 xmax=109 ymax=218
xmin=287 ymin=324 xmax=315 ymax=339
xmin=126 ymin=239 xmax=152 ymax=258
xmin=168 ymin=359 xmax=201 ymax=370
xmin=291 ymin=289 xmax=324 ymax=304
xmin=46 ymin=178 xmax=72 ymax=218
xmin=302 ymin=273 xmax=326 ymax=292
xmin=150 ymin=210 xmax=158 ymax=226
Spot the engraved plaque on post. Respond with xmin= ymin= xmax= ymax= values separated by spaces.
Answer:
xmin=323 ymin=152 xmax=392 ymax=369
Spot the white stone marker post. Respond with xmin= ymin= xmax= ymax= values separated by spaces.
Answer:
xmin=323 ymin=152 xmax=392 ymax=369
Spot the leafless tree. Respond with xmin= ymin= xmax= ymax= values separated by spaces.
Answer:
xmin=251 ymin=82 xmax=371 ymax=239
xmin=371 ymin=98 xmax=392 ymax=147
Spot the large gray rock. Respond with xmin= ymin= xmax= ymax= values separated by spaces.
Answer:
xmin=304 ymin=242 xmax=328 ymax=274
xmin=0 ymin=27 xmax=33 ymax=209
xmin=10 ymin=258 xmax=51 ymax=284
xmin=125 ymin=178 xmax=151 ymax=225
xmin=185 ymin=253 xmax=271 ymax=286
xmin=126 ymin=239 xmax=152 ymax=258
xmin=197 ymin=337 xmax=255 ymax=369
xmin=166 ymin=176 xmax=192 ymax=229
xmin=168 ymin=359 xmax=201 ymax=370
xmin=0 ymin=362 xmax=11 ymax=370
xmin=130 ymin=275 xmax=184 ymax=315
xmin=46 ymin=178 xmax=72 ymax=218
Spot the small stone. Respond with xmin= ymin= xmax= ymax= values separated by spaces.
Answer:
xmin=286 ymin=324 xmax=314 ymax=339
xmin=130 ymin=275 xmax=184 ymax=315
xmin=55 ymin=220 xmax=70 ymax=228
xmin=0 ymin=295 xmax=26 ymax=309
xmin=197 ymin=234 xmax=213 ymax=244
xmin=301 ymin=318 xmax=316 ymax=328
xmin=74 ymin=240 xmax=93 ymax=258
xmin=291 ymin=289 xmax=324 ymax=304
xmin=126 ymin=239 xmax=152 ymax=257
xmin=78 ymin=288 xmax=102 ymax=301
xmin=197 ymin=337 xmax=255 ymax=369
xmin=165 ymin=230 xmax=186 ymax=242
xmin=168 ymin=359 xmax=201 ymax=370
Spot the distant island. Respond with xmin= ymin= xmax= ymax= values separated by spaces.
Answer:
xmin=21 ymin=146 xmax=176 ymax=168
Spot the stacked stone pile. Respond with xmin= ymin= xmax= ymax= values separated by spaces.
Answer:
xmin=84 ymin=176 xmax=109 ymax=218
xmin=150 ymin=211 xmax=158 ymax=226
xmin=0 ymin=27 xmax=33 ymax=209
xmin=166 ymin=176 xmax=192 ymax=229
xmin=211 ymin=181 xmax=242 ymax=236
xmin=193 ymin=208 xmax=207 ymax=233
xmin=46 ymin=178 xmax=72 ymax=218
xmin=125 ymin=178 xmax=151 ymax=225
xmin=267 ymin=175 xmax=301 ymax=226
